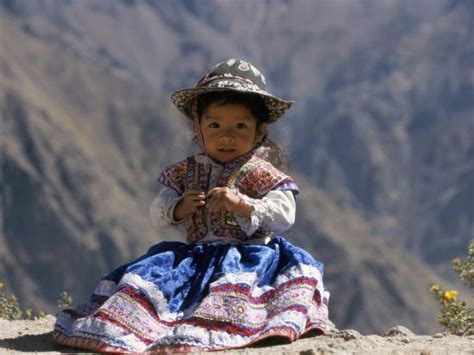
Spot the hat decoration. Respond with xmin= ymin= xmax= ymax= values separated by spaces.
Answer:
xmin=171 ymin=58 xmax=293 ymax=122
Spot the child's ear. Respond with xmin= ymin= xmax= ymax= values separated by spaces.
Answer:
xmin=255 ymin=123 xmax=268 ymax=143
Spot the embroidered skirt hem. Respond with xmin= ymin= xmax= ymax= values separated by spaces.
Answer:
xmin=53 ymin=236 xmax=332 ymax=352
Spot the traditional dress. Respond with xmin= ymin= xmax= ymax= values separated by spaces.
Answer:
xmin=53 ymin=148 xmax=332 ymax=352
xmin=53 ymin=58 xmax=332 ymax=352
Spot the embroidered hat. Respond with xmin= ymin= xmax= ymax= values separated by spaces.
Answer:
xmin=171 ymin=58 xmax=294 ymax=122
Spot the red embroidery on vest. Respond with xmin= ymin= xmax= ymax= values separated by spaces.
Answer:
xmin=158 ymin=152 xmax=297 ymax=243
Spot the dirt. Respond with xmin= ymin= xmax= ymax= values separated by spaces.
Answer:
xmin=0 ymin=316 xmax=472 ymax=354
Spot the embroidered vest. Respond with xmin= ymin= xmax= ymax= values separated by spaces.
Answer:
xmin=158 ymin=151 xmax=298 ymax=243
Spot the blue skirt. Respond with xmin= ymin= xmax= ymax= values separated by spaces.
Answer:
xmin=53 ymin=236 xmax=331 ymax=352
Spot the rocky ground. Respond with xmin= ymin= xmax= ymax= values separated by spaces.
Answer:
xmin=0 ymin=316 xmax=473 ymax=354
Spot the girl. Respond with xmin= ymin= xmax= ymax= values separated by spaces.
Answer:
xmin=53 ymin=58 xmax=332 ymax=352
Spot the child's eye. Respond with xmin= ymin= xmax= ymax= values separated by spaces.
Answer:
xmin=236 ymin=123 xmax=247 ymax=129
xmin=208 ymin=123 xmax=219 ymax=128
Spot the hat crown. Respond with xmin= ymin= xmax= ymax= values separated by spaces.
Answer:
xmin=172 ymin=58 xmax=292 ymax=122
xmin=198 ymin=59 xmax=266 ymax=90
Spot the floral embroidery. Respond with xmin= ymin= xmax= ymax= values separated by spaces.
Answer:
xmin=158 ymin=159 xmax=188 ymax=194
xmin=238 ymin=61 xmax=250 ymax=71
xmin=158 ymin=151 xmax=298 ymax=243
xmin=55 ymin=264 xmax=331 ymax=352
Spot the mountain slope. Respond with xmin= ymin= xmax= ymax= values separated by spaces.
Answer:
xmin=0 ymin=10 xmax=185 ymax=310
xmin=1 ymin=0 xmax=472 ymax=334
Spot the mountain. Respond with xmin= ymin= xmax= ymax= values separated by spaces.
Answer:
xmin=0 ymin=6 xmax=187 ymax=311
xmin=291 ymin=177 xmax=455 ymax=333
xmin=1 ymin=0 xmax=472 ymax=334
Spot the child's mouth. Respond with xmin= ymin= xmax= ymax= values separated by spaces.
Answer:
xmin=218 ymin=148 xmax=235 ymax=153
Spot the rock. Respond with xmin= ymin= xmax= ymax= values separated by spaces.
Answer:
xmin=384 ymin=325 xmax=415 ymax=337
xmin=325 ymin=327 xmax=340 ymax=337
xmin=337 ymin=329 xmax=361 ymax=340
xmin=299 ymin=350 xmax=318 ymax=355
xmin=433 ymin=331 xmax=452 ymax=338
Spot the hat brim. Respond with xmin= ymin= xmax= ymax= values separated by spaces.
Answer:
xmin=171 ymin=80 xmax=293 ymax=123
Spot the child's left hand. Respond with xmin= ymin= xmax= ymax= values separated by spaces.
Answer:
xmin=206 ymin=187 xmax=240 ymax=213
xmin=206 ymin=187 xmax=255 ymax=218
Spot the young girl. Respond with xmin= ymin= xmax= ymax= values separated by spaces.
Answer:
xmin=53 ymin=58 xmax=332 ymax=352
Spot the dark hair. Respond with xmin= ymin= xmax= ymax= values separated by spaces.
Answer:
xmin=197 ymin=91 xmax=270 ymax=125
xmin=196 ymin=91 xmax=289 ymax=171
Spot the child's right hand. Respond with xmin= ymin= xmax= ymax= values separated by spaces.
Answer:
xmin=173 ymin=188 xmax=206 ymax=221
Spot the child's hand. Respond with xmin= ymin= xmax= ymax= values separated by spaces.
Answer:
xmin=207 ymin=187 xmax=254 ymax=217
xmin=206 ymin=187 xmax=240 ymax=213
xmin=173 ymin=188 xmax=206 ymax=220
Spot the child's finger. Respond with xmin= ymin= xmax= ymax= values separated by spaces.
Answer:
xmin=206 ymin=187 xmax=225 ymax=197
xmin=196 ymin=200 xmax=206 ymax=209
xmin=192 ymin=198 xmax=206 ymax=205
xmin=190 ymin=193 xmax=205 ymax=200
xmin=186 ymin=189 xmax=204 ymax=197
xmin=186 ymin=190 xmax=205 ymax=199
xmin=187 ymin=198 xmax=205 ymax=210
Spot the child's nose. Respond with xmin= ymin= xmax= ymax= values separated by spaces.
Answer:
xmin=219 ymin=134 xmax=235 ymax=145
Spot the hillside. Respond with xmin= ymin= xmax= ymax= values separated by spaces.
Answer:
xmin=1 ymin=0 xmax=473 ymax=334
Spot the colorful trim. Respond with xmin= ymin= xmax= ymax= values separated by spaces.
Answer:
xmin=54 ymin=263 xmax=330 ymax=352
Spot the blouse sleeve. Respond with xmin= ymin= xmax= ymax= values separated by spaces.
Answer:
xmin=149 ymin=187 xmax=183 ymax=229
xmin=234 ymin=190 xmax=296 ymax=236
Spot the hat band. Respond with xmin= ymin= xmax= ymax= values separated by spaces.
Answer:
xmin=196 ymin=73 xmax=261 ymax=90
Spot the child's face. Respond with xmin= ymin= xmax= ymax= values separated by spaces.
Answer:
xmin=200 ymin=102 xmax=266 ymax=163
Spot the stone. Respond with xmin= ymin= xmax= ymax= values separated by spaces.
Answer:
xmin=384 ymin=325 xmax=415 ymax=337
xmin=338 ymin=329 xmax=361 ymax=341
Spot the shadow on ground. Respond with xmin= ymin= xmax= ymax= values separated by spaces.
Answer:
xmin=250 ymin=330 xmax=323 ymax=348
xmin=0 ymin=328 xmax=325 ymax=353
xmin=0 ymin=331 xmax=74 ymax=353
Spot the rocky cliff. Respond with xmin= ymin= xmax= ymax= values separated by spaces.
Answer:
xmin=1 ymin=0 xmax=473 ymax=334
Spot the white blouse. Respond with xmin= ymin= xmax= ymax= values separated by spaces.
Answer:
xmin=149 ymin=157 xmax=296 ymax=244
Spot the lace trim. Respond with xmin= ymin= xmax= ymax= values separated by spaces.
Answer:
xmin=150 ymin=189 xmax=183 ymax=228
xmin=234 ymin=191 xmax=296 ymax=236
xmin=234 ymin=194 xmax=273 ymax=236
xmin=120 ymin=273 xmax=179 ymax=322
